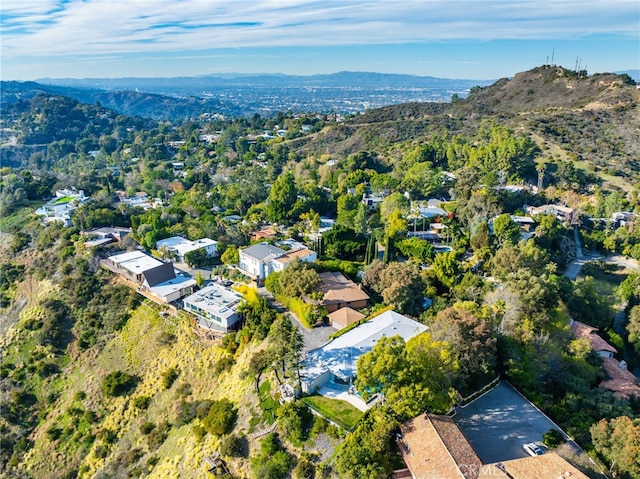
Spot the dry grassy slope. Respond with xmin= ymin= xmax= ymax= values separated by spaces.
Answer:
xmin=14 ymin=300 xmax=264 ymax=479
xmin=461 ymin=65 xmax=637 ymax=112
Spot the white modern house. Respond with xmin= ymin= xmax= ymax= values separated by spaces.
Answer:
xmin=182 ymin=283 xmax=243 ymax=333
xmin=238 ymin=242 xmax=316 ymax=282
xmin=156 ymin=236 xmax=218 ymax=262
xmin=35 ymin=188 xmax=90 ymax=226
xmin=102 ymin=250 xmax=195 ymax=304
xmin=299 ymin=310 xmax=427 ymax=394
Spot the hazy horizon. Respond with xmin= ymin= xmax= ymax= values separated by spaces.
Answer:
xmin=2 ymin=1 xmax=638 ymax=81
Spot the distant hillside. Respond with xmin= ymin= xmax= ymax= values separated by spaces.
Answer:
xmin=39 ymin=71 xmax=488 ymax=92
xmin=25 ymin=72 xmax=493 ymax=119
xmin=292 ymin=66 xmax=640 ymax=186
xmin=0 ymin=81 xmax=237 ymax=121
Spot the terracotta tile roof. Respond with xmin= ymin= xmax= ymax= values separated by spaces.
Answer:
xmin=479 ymin=453 xmax=589 ymax=479
xmin=600 ymin=357 xmax=640 ymax=399
xmin=570 ymin=320 xmax=617 ymax=354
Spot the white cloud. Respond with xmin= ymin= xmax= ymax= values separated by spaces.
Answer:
xmin=1 ymin=0 xmax=638 ymax=59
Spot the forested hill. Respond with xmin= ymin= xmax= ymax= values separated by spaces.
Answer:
xmin=293 ymin=66 xmax=640 ymax=185
xmin=3 ymin=64 xmax=640 ymax=479
xmin=0 ymin=81 xmax=235 ymax=121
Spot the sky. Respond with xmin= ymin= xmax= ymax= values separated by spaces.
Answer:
xmin=1 ymin=0 xmax=639 ymax=81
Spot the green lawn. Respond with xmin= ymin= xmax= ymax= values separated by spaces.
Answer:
xmin=52 ymin=196 xmax=74 ymax=205
xmin=302 ymin=395 xmax=364 ymax=430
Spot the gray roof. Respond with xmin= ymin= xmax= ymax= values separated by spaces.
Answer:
xmin=241 ymin=243 xmax=285 ymax=261
xmin=143 ymin=262 xmax=176 ymax=287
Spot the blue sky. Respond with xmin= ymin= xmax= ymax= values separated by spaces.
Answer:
xmin=1 ymin=0 xmax=638 ymax=80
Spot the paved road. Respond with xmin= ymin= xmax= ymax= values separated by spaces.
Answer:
xmin=455 ymin=381 xmax=580 ymax=464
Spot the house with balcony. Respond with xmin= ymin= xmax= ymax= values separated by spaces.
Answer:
xmin=238 ymin=242 xmax=316 ymax=283
xmin=156 ymin=236 xmax=218 ymax=263
xmin=35 ymin=188 xmax=90 ymax=226
xmin=182 ymin=283 xmax=243 ymax=334
xmin=102 ymin=250 xmax=195 ymax=304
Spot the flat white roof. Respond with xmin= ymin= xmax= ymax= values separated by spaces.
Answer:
xmin=156 ymin=236 xmax=217 ymax=256
xmin=149 ymin=274 xmax=196 ymax=299
xmin=108 ymin=250 xmax=164 ymax=273
xmin=183 ymin=284 xmax=243 ymax=321
xmin=300 ymin=310 xmax=427 ymax=384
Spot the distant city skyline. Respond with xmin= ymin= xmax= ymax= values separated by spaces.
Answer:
xmin=2 ymin=0 xmax=638 ymax=81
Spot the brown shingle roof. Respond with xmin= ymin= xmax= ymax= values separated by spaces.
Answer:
xmin=429 ymin=415 xmax=482 ymax=479
xmin=327 ymin=307 xmax=365 ymax=328
xmin=317 ymin=272 xmax=370 ymax=305
xmin=570 ymin=320 xmax=617 ymax=354
xmin=251 ymin=228 xmax=277 ymax=241
xmin=600 ymin=357 xmax=640 ymax=399
xmin=400 ymin=415 xmax=589 ymax=479
xmin=399 ymin=414 xmax=466 ymax=479
xmin=478 ymin=453 xmax=589 ymax=479
xmin=272 ymin=248 xmax=315 ymax=264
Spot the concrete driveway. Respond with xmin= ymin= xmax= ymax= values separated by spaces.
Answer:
xmin=454 ymin=381 xmax=577 ymax=463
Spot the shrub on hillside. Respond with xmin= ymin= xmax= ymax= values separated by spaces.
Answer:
xmin=161 ymin=367 xmax=179 ymax=389
xmin=219 ymin=434 xmax=248 ymax=458
xmin=202 ymin=399 xmax=236 ymax=436
xmin=101 ymin=371 xmax=136 ymax=397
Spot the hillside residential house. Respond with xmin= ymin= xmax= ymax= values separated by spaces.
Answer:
xmin=35 ymin=188 xmax=90 ymax=226
xmin=525 ymin=204 xmax=574 ymax=224
xmin=362 ymin=191 xmax=388 ymax=210
xmin=570 ymin=319 xmax=617 ymax=358
xmin=182 ymin=284 xmax=243 ymax=334
xmin=397 ymin=414 xmax=588 ymax=479
xmin=238 ymin=242 xmax=316 ymax=282
xmin=250 ymin=227 xmax=277 ymax=242
xmin=102 ymin=251 xmax=195 ymax=304
xmin=314 ymin=272 xmax=370 ymax=313
xmin=156 ymin=236 xmax=218 ymax=262
xmin=600 ymin=358 xmax=640 ymax=399
xmin=116 ymin=191 xmax=162 ymax=210
xmin=570 ymin=318 xmax=640 ymax=398
xmin=81 ymin=226 xmax=131 ymax=249
xmin=612 ymin=211 xmax=637 ymax=228
xmin=489 ymin=215 xmax=536 ymax=241
xmin=299 ymin=310 xmax=427 ymax=394
xmin=418 ymin=205 xmax=448 ymax=218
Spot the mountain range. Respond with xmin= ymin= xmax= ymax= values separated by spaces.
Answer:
xmin=2 ymin=72 xmax=494 ymax=120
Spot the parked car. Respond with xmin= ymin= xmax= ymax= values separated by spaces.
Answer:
xmin=523 ymin=442 xmax=544 ymax=456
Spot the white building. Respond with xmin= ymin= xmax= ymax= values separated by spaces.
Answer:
xmin=102 ymin=251 xmax=195 ymax=304
xmin=156 ymin=236 xmax=218 ymax=263
xmin=525 ymin=204 xmax=574 ymax=224
xmin=238 ymin=242 xmax=316 ymax=282
xmin=35 ymin=188 xmax=90 ymax=226
xmin=182 ymin=284 xmax=243 ymax=333
xmin=299 ymin=310 xmax=428 ymax=394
